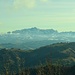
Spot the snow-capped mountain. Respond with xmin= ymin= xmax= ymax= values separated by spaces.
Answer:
xmin=0 ymin=27 xmax=75 ymax=50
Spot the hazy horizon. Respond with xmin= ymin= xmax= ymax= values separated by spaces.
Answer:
xmin=0 ymin=27 xmax=75 ymax=34
xmin=0 ymin=0 xmax=75 ymax=33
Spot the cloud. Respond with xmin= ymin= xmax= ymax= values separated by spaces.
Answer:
xmin=13 ymin=0 xmax=36 ymax=9
xmin=13 ymin=0 xmax=49 ymax=9
xmin=40 ymin=0 xmax=48 ymax=2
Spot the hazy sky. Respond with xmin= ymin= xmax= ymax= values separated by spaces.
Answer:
xmin=0 ymin=0 xmax=75 ymax=33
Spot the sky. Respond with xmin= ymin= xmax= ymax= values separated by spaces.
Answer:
xmin=0 ymin=0 xmax=75 ymax=33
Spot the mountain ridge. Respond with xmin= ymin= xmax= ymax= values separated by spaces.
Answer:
xmin=0 ymin=27 xmax=75 ymax=50
xmin=0 ymin=42 xmax=75 ymax=74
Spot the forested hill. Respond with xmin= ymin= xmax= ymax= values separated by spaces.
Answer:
xmin=0 ymin=42 xmax=75 ymax=70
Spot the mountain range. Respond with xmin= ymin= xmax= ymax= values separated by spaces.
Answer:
xmin=0 ymin=27 xmax=75 ymax=50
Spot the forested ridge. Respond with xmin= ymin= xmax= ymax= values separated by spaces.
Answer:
xmin=0 ymin=42 xmax=75 ymax=75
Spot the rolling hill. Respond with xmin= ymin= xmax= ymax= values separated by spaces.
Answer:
xmin=0 ymin=42 xmax=75 ymax=74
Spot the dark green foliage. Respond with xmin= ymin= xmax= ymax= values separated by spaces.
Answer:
xmin=16 ymin=63 xmax=75 ymax=75
xmin=0 ymin=42 xmax=75 ymax=74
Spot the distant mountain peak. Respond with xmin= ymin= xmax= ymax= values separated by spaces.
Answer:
xmin=12 ymin=27 xmax=57 ymax=34
xmin=26 ymin=27 xmax=39 ymax=31
xmin=30 ymin=27 xmax=38 ymax=30
xmin=23 ymin=27 xmax=38 ymax=30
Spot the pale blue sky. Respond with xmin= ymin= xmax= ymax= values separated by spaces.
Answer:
xmin=0 ymin=0 xmax=75 ymax=33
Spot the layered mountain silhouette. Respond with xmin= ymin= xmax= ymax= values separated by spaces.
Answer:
xmin=0 ymin=27 xmax=75 ymax=50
